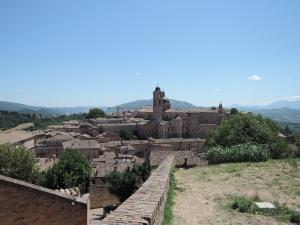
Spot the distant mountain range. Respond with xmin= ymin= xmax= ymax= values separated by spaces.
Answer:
xmin=1 ymin=99 xmax=300 ymax=123
xmin=0 ymin=99 xmax=200 ymax=116
xmin=229 ymin=100 xmax=300 ymax=123
xmin=231 ymin=99 xmax=300 ymax=110
xmin=105 ymin=99 xmax=200 ymax=113
xmin=0 ymin=101 xmax=94 ymax=116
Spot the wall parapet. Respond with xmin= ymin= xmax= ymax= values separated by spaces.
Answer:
xmin=98 ymin=155 xmax=174 ymax=225
xmin=0 ymin=175 xmax=89 ymax=225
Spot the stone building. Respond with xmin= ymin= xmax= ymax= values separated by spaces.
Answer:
xmin=136 ymin=86 xmax=227 ymax=139
xmin=62 ymin=139 xmax=101 ymax=161
xmin=35 ymin=133 xmax=74 ymax=158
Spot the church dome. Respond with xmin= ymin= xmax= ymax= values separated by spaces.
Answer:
xmin=154 ymin=86 xmax=161 ymax=92
xmin=162 ymin=97 xmax=170 ymax=103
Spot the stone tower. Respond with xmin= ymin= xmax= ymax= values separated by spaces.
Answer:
xmin=153 ymin=86 xmax=170 ymax=123
xmin=153 ymin=86 xmax=171 ymax=138
xmin=153 ymin=86 xmax=164 ymax=123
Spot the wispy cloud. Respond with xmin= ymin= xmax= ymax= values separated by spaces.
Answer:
xmin=248 ymin=75 xmax=262 ymax=81
xmin=136 ymin=72 xmax=141 ymax=77
xmin=283 ymin=96 xmax=300 ymax=101
xmin=213 ymin=88 xmax=221 ymax=92
xmin=270 ymin=96 xmax=300 ymax=103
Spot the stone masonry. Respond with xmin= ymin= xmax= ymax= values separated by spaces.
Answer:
xmin=98 ymin=155 xmax=174 ymax=225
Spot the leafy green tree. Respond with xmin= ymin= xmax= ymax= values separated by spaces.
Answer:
xmin=0 ymin=144 xmax=38 ymax=183
xmin=86 ymin=108 xmax=106 ymax=119
xmin=105 ymin=164 xmax=151 ymax=201
xmin=206 ymin=113 xmax=288 ymax=159
xmin=44 ymin=149 xmax=92 ymax=193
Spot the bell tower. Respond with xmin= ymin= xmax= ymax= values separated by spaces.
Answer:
xmin=152 ymin=86 xmax=171 ymax=121
xmin=153 ymin=86 xmax=164 ymax=123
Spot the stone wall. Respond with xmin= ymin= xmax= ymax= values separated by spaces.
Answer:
xmin=98 ymin=155 xmax=174 ymax=225
xmin=0 ymin=175 xmax=89 ymax=225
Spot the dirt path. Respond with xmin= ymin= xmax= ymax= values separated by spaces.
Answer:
xmin=172 ymin=160 xmax=300 ymax=225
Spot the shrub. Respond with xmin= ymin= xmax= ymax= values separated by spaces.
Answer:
xmin=290 ymin=210 xmax=300 ymax=223
xmin=231 ymin=196 xmax=254 ymax=213
xmin=206 ymin=144 xmax=269 ymax=164
xmin=230 ymin=196 xmax=300 ymax=223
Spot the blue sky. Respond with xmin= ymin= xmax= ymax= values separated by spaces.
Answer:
xmin=0 ymin=0 xmax=299 ymax=107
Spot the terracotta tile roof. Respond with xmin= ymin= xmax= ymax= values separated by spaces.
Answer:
xmin=0 ymin=130 xmax=34 ymax=145
xmin=63 ymin=139 xmax=100 ymax=149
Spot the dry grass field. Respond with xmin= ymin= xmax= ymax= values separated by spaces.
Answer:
xmin=173 ymin=158 xmax=300 ymax=225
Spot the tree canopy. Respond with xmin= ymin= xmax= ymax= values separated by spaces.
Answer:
xmin=206 ymin=113 xmax=288 ymax=159
xmin=105 ymin=164 xmax=151 ymax=201
xmin=44 ymin=149 xmax=92 ymax=193
xmin=0 ymin=144 xmax=38 ymax=183
xmin=86 ymin=108 xmax=106 ymax=119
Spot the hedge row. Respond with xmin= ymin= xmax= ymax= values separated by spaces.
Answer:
xmin=206 ymin=144 xmax=269 ymax=164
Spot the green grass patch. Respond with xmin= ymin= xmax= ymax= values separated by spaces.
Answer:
xmin=295 ymin=187 xmax=300 ymax=196
xmin=286 ymin=157 xmax=299 ymax=169
xmin=162 ymin=168 xmax=177 ymax=225
xmin=230 ymin=196 xmax=300 ymax=224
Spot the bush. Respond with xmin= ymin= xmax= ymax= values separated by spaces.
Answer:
xmin=291 ymin=210 xmax=300 ymax=223
xmin=206 ymin=144 xmax=269 ymax=164
xmin=206 ymin=113 xmax=288 ymax=159
xmin=230 ymin=195 xmax=300 ymax=223
xmin=44 ymin=149 xmax=92 ymax=194
xmin=231 ymin=196 xmax=255 ymax=213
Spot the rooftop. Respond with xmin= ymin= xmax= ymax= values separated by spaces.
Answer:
xmin=137 ymin=108 xmax=220 ymax=113
xmin=63 ymin=139 xmax=100 ymax=149
xmin=0 ymin=130 xmax=34 ymax=145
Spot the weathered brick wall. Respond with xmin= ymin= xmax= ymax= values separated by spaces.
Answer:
xmin=98 ymin=155 xmax=174 ymax=225
xmin=0 ymin=175 xmax=89 ymax=225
